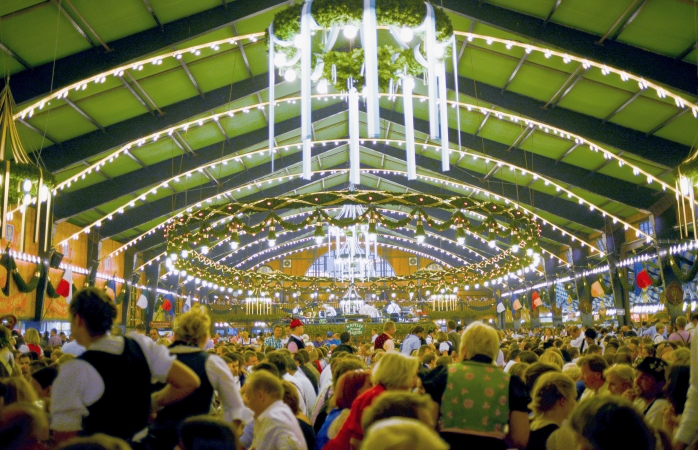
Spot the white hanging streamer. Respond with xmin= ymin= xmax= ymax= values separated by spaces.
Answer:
xmin=403 ymin=77 xmax=416 ymax=180
xmin=425 ymin=3 xmax=439 ymax=139
xmin=451 ymin=37 xmax=462 ymax=164
xmin=301 ymin=0 xmax=313 ymax=180
xmin=363 ymin=0 xmax=380 ymax=138
xmin=437 ymin=62 xmax=450 ymax=172
xmin=268 ymin=24 xmax=276 ymax=173
xmin=349 ymin=87 xmax=361 ymax=185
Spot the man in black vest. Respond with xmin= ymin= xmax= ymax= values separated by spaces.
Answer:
xmin=287 ymin=319 xmax=306 ymax=353
xmin=50 ymin=288 xmax=200 ymax=445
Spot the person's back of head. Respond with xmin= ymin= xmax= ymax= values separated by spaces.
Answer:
xmin=265 ymin=352 xmax=288 ymax=375
xmin=362 ymin=418 xmax=448 ymax=450
xmin=519 ymin=350 xmax=539 ymax=364
xmin=361 ymin=391 xmax=437 ymax=431
xmin=57 ymin=433 xmax=131 ymax=450
xmin=569 ymin=396 xmax=655 ymax=450
xmin=339 ymin=331 xmax=351 ymax=344
xmin=524 ymin=362 xmax=561 ymax=393
xmin=135 ymin=323 xmax=146 ymax=334
xmin=178 ymin=415 xmax=239 ymax=450
xmin=252 ymin=362 xmax=281 ymax=379
xmin=0 ymin=403 xmax=49 ymax=450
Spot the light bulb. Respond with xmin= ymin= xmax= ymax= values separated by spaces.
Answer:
xmin=680 ymin=176 xmax=692 ymax=196
xmin=39 ymin=185 xmax=49 ymax=202
xmin=273 ymin=53 xmax=287 ymax=67
xmin=284 ymin=68 xmax=297 ymax=82
xmin=293 ymin=34 xmax=303 ymax=48
xmin=201 ymin=245 xmax=209 ymax=255
xmin=169 ymin=253 xmax=178 ymax=261
xmin=400 ymin=26 xmax=413 ymax=43
xmin=457 ymin=236 xmax=465 ymax=245
xmin=343 ymin=24 xmax=358 ymax=39
xmin=526 ymin=248 xmax=534 ymax=256
xmin=230 ymin=241 xmax=238 ymax=250
xmin=268 ymin=239 xmax=276 ymax=247
xmin=416 ymin=235 xmax=425 ymax=244
xmin=317 ymin=78 xmax=328 ymax=94
xmin=180 ymin=250 xmax=189 ymax=259
xmin=511 ymin=244 xmax=520 ymax=253
xmin=22 ymin=179 xmax=32 ymax=193
xmin=22 ymin=194 xmax=31 ymax=205
xmin=488 ymin=239 xmax=496 ymax=248
xmin=315 ymin=236 xmax=324 ymax=244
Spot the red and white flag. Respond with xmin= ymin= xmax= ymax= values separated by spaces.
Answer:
xmin=56 ymin=266 xmax=73 ymax=299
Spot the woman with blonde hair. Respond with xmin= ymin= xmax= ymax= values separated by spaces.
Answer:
xmin=527 ymin=372 xmax=577 ymax=450
xmin=362 ymin=417 xmax=449 ymax=450
xmin=149 ymin=303 xmax=250 ymax=448
xmin=0 ymin=325 xmax=18 ymax=378
xmin=423 ymin=321 xmax=530 ymax=450
xmin=539 ymin=350 xmax=564 ymax=369
xmin=325 ymin=352 xmax=419 ymax=450
xmin=603 ymin=364 xmax=635 ymax=397
xmin=22 ymin=328 xmax=43 ymax=357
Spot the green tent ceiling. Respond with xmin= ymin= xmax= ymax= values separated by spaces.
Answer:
xmin=4 ymin=0 xmax=698 ymax=274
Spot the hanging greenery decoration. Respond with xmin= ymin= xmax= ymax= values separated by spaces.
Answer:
xmin=165 ymin=190 xmax=541 ymax=291
xmin=7 ymin=164 xmax=56 ymax=205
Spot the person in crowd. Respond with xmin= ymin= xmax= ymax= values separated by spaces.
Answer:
xmin=362 ymin=417 xmax=449 ymax=450
xmin=325 ymin=352 xmax=419 ymax=450
xmin=504 ymin=349 xmax=521 ymax=373
xmin=675 ymin=337 xmax=698 ymax=449
xmin=334 ymin=332 xmax=354 ymax=355
xmin=423 ymin=321 xmax=530 ymax=450
xmin=0 ymin=402 xmax=49 ymax=450
xmin=286 ymin=356 xmax=317 ymax=413
xmin=16 ymin=353 xmax=31 ymax=380
xmin=50 ymin=287 xmax=201 ymax=444
xmin=149 ymin=328 xmax=161 ymax=342
xmin=312 ymin=357 xmax=366 ymax=433
xmin=434 ymin=331 xmax=455 ymax=356
xmin=524 ymin=363 xmax=561 ymax=394
xmin=622 ymin=356 xmax=669 ymax=430
xmin=48 ymin=328 xmax=63 ymax=347
xmin=242 ymin=370 xmax=307 ymax=450
xmin=294 ymin=352 xmax=319 ymax=394
xmin=446 ymin=320 xmax=461 ymax=351
xmin=149 ymin=304 xmax=250 ymax=449
xmin=360 ymin=391 xmax=438 ymax=432
xmin=654 ymin=324 xmax=666 ymax=344
xmin=662 ymin=364 xmax=690 ymax=438
xmin=422 ymin=353 xmax=436 ymax=370
xmin=287 ymin=319 xmax=306 ymax=353
xmin=578 ymin=354 xmax=609 ymax=400
xmin=314 ymin=370 xmax=370 ymax=450
xmin=400 ymin=326 xmax=424 ymax=356
xmin=30 ymin=366 xmax=58 ymax=410
xmin=265 ymin=325 xmax=284 ymax=350
xmin=669 ymin=317 xmax=692 ymax=346
xmin=61 ymin=334 xmax=85 ymax=357
xmin=567 ymin=396 xmax=664 ymax=450
xmin=266 ymin=352 xmax=309 ymax=415
xmin=526 ymin=372 xmax=577 ymax=450
xmin=21 ymin=329 xmax=43 ymax=357
xmin=373 ymin=321 xmax=396 ymax=351
xmin=177 ymin=415 xmax=240 ymax=450
xmin=539 ymin=350 xmax=564 ymax=369
xmin=58 ymin=434 xmax=131 ymax=449
xmin=281 ymin=379 xmax=315 ymax=449
xmin=1 ymin=376 xmax=39 ymax=405
xmin=603 ymin=364 xmax=635 ymax=397
xmin=0 ymin=325 xmax=17 ymax=378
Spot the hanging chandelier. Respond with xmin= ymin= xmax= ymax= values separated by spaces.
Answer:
xmin=0 ymin=84 xmax=56 ymax=254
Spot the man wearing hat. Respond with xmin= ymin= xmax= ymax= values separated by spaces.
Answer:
xmin=624 ymin=357 xmax=669 ymax=430
xmin=286 ymin=319 xmax=305 ymax=353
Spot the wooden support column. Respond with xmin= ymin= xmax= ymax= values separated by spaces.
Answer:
xmin=33 ymin=202 xmax=53 ymax=323
xmin=120 ymin=249 xmax=137 ymax=327
xmin=85 ymin=230 xmax=101 ymax=287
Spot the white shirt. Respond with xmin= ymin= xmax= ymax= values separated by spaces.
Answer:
xmin=569 ymin=334 xmax=585 ymax=349
xmin=169 ymin=345 xmax=252 ymax=423
xmin=293 ymin=370 xmax=317 ymax=412
xmin=383 ymin=338 xmax=395 ymax=352
xmin=425 ymin=336 xmax=433 ymax=345
xmin=251 ymin=400 xmax=307 ymax=450
xmin=386 ymin=303 xmax=400 ymax=314
xmin=51 ymin=334 xmax=174 ymax=434
xmin=371 ymin=334 xmax=378 ymax=343
xmin=634 ymin=397 xmax=669 ymax=431
xmin=61 ymin=340 xmax=86 ymax=356
xmin=319 ymin=365 xmax=333 ymax=393
xmin=283 ymin=373 xmax=308 ymax=415
xmin=503 ymin=360 xmax=516 ymax=373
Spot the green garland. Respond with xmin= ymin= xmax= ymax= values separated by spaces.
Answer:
xmin=8 ymin=163 xmax=56 ymax=205
xmin=270 ymin=0 xmax=454 ymax=92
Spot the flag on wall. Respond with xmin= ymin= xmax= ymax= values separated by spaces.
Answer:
xmin=532 ymin=291 xmax=542 ymax=308
xmin=105 ymin=279 xmax=116 ymax=300
xmin=182 ymin=296 xmax=191 ymax=313
xmin=136 ymin=293 xmax=148 ymax=309
xmin=56 ymin=266 xmax=73 ymax=299
xmin=512 ymin=298 xmax=522 ymax=311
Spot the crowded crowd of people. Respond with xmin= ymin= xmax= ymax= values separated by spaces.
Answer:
xmin=0 ymin=287 xmax=696 ymax=450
